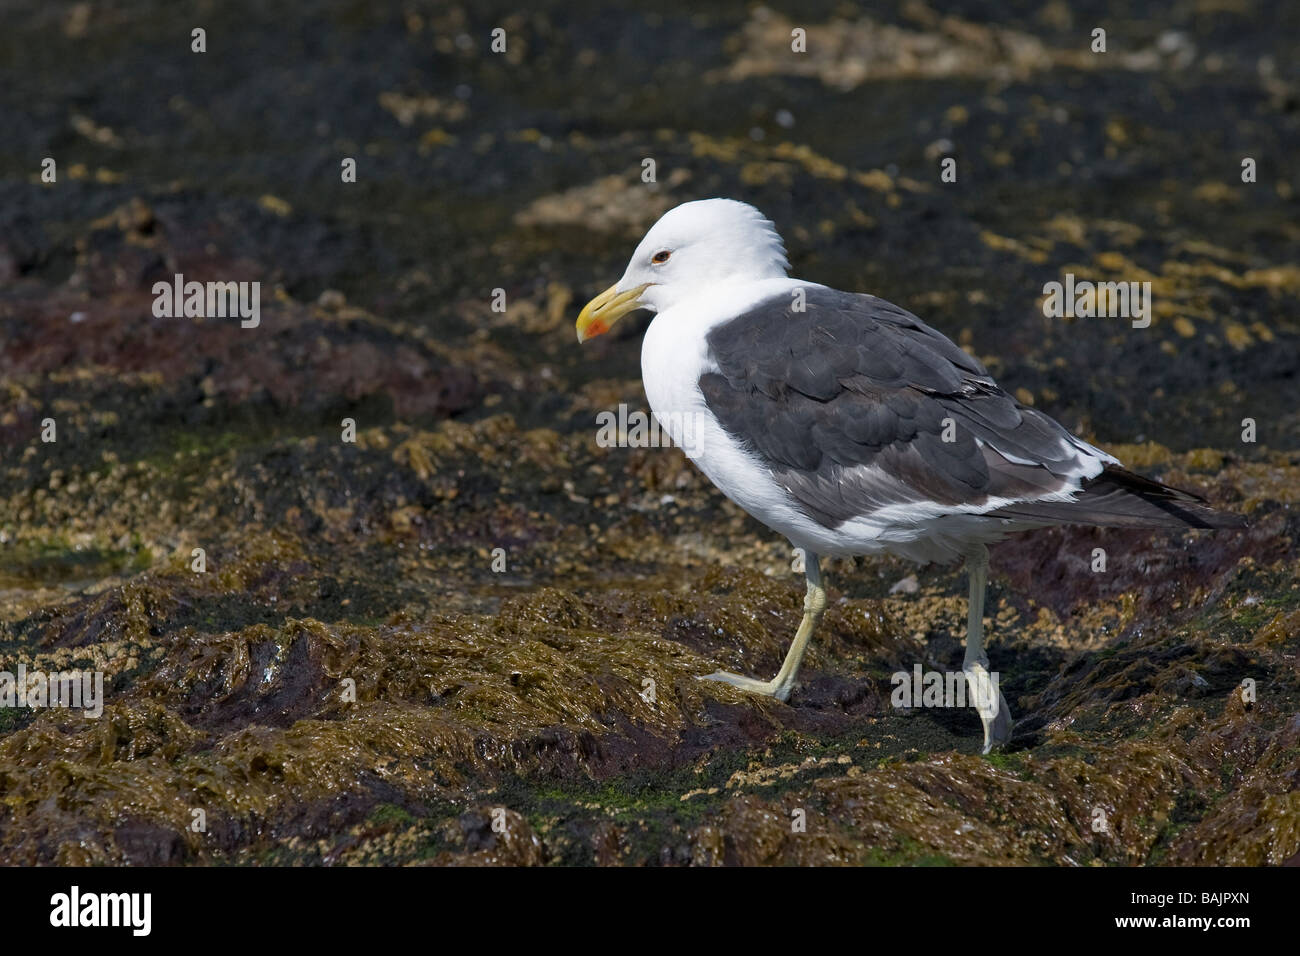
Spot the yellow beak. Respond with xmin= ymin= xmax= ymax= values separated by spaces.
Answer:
xmin=575 ymin=282 xmax=651 ymax=343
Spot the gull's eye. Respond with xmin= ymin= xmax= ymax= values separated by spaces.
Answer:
xmin=651 ymin=250 xmax=671 ymax=264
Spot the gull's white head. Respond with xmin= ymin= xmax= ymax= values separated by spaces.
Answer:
xmin=576 ymin=198 xmax=789 ymax=342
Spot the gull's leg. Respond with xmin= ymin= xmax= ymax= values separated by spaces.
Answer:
xmin=700 ymin=552 xmax=825 ymax=702
xmin=962 ymin=544 xmax=1013 ymax=753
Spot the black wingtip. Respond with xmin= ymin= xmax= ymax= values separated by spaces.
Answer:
xmin=1099 ymin=465 xmax=1247 ymax=529
xmin=988 ymin=465 xmax=1248 ymax=531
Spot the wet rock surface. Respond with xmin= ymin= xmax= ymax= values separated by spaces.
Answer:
xmin=1 ymin=1 xmax=1297 ymax=865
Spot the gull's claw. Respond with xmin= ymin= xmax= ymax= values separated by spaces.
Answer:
xmin=964 ymin=661 xmax=1013 ymax=754
xmin=698 ymin=670 xmax=793 ymax=702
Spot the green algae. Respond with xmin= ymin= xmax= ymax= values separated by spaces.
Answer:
xmin=0 ymin=537 xmax=151 ymax=588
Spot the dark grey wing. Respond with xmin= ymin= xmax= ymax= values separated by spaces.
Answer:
xmin=698 ymin=287 xmax=1111 ymax=529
